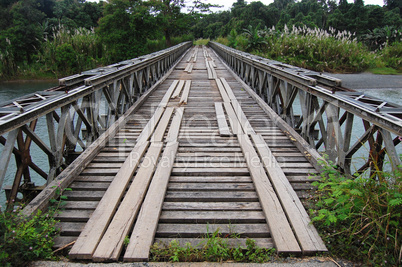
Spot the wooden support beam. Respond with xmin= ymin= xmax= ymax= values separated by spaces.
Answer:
xmin=0 ymin=130 xmax=18 ymax=191
xmin=92 ymin=142 xmax=163 ymax=262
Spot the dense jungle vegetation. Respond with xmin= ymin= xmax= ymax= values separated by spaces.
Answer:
xmin=0 ymin=0 xmax=401 ymax=79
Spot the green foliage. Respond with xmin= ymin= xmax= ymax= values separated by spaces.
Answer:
xmin=310 ymin=156 xmax=402 ymax=266
xmin=150 ymin=228 xmax=275 ymax=262
xmin=242 ymin=24 xmax=267 ymax=52
xmin=0 ymin=208 xmax=58 ymax=266
xmin=194 ymin=38 xmax=209 ymax=46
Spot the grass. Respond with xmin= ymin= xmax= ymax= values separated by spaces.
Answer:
xmin=367 ymin=67 xmax=401 ymax=75
xmin=150 ymin=228 xmax=275 ymax=263
xmin=215 ymin=25 xmax=402 ymax=74
xmin=309 ymin=155 xmax=402 ymax=266
xmin=194 ymin=38 xmax=210 ymax=46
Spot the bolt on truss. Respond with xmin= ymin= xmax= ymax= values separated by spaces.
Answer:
xmin=210 ymin=41 xmax=402 ymax=177
xmin=0 ymin=42 xmax=192 ymax=208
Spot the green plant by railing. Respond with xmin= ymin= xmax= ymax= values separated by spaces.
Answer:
xmin=150 ymin=228 xmax=275 ymax=262
xmin=0 ymin=207 xmax=58 ymax=266
xmin=310 ymin=155 xmax=402 ymax=266
xmin=0 ymin=181 xmax=72 ymax=266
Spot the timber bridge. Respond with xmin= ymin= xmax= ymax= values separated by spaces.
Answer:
xmin=1 ymin=42 xmax=401 ymax=261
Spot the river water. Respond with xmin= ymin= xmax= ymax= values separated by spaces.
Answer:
xmin=0 ymin=78 xmax=401 ymax=208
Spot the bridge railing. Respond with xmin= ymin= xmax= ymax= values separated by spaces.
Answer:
xmin=0 ymin=41 xmax=192 ymax=208
xmin=210 ymin=41 xmax=402 ymax=177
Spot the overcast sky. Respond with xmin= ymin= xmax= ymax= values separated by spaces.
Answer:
xmin=86 ymin=0 xmax=385 ymax=11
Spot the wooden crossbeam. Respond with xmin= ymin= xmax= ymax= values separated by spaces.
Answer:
xmin=92 ymin=142 xmax=163 ymax=262
xmin=68 ymin=141 xmax=149 ymax=259
xmin=251 ymin=134 xmax=327 ymax=253
xmin=214 ymin=102 xmax=231 ymax=137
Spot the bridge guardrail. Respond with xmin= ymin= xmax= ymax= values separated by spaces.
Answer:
xmin=210 ymin=41 xmax=402 ymax=177
xmin=0 ymin=41 xmax=192 ymax=208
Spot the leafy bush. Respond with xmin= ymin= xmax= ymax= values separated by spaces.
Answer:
xmin=0 ymin=208 xmax=58 ymax=266
xmin=150 ymin=228 xmax=275 ymax=262
xmin=310 ymin=157 xmax=402 ymax=266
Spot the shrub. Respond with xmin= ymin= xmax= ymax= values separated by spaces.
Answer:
xmin=0 ymin=208 xmax=58 ymax=266
xmin=310 ymin=156 xmax=402 ymax=266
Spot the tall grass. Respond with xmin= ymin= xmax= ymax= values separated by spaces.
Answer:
xmin=216 ymin=25 xmax=402 ymax=73
xmin=39 ymin=25 xmax=104 ymax=76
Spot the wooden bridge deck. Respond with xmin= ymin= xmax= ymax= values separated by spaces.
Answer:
xmin=52 ymin=46 xmax=326 ymax=262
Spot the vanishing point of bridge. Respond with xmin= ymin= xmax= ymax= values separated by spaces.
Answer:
xmin=1 ymin=42 xmax=401 ymax=262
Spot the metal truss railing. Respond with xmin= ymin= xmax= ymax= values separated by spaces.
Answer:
xmin=0 ymin=41 xmax=192 ymax=208
xmin=210 ymin=41 xmax=402 ymax=177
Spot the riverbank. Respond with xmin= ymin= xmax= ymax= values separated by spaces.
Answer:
xmin=328 ymin=73 xmax=402 ymax=90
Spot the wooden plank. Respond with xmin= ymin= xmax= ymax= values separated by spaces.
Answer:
xmin=167 ymin=182 xmax=253 ymax=191
xmin=159 ymin=211 xmax=266 ymax=223
xmin=160 ymin=80 xmax=179 ymax=107
xmin=209 ymin=61 xmax=217 ymax=79
xmin=169 ymin=176 xmax=251 ymax=183
xmin=237 ymin=134 xmax=301 ymax=253
xmin=92 ymin=142 xmax=163 ymax=262
xmin=151 ymin=107 xmax=175 ymax=142
xmin=188 ymin=63 xmax=194 ymax=73
xmin=164 ymin=191 xmax=258 ymax=202
xmin=136 ymin=107 xmax=165 ymax=143
xmin=215 ymin=79 xmax=230 ymax=103
xmin=68 ymin=141 xmax=149 ymax=260
xmin=166 ymin=108 xmax=184 ymax=142
xmin=156 ymin=223 xmax=269 ymax=237
xmin=223 ymin=102 xmax=244 ymax=135
xmin=171 ymin=80 xmax=185 ymax=99
xmin=251 ymin=134 xmax=327 ymax=253
xmin=179 ymin=80 xmax=191 ymax=105
xmin=220 ymin=78 xmax=236 ymax=101
xmin=162 ymin=202 xmax=261 ymax=211
xmin=231 ymin=100 xmax=256 ymax=135
xmin=171 ymin=167 xmax=249 ymax=176
xmin=215 ymin=102 xmax=231 ymax=137
xmin=124 ymin=142 xmax=179 ymax=262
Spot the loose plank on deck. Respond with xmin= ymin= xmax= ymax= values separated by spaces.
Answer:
xmin=214 ymin=102 xmax=231 ymax=136
xmin=92 ymin=142 xmax=163 ymax=262
xmin=251 ymin=134 xmax=327 ymax=253
xmin=68 ymin=141 xmax=149 ymax=259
